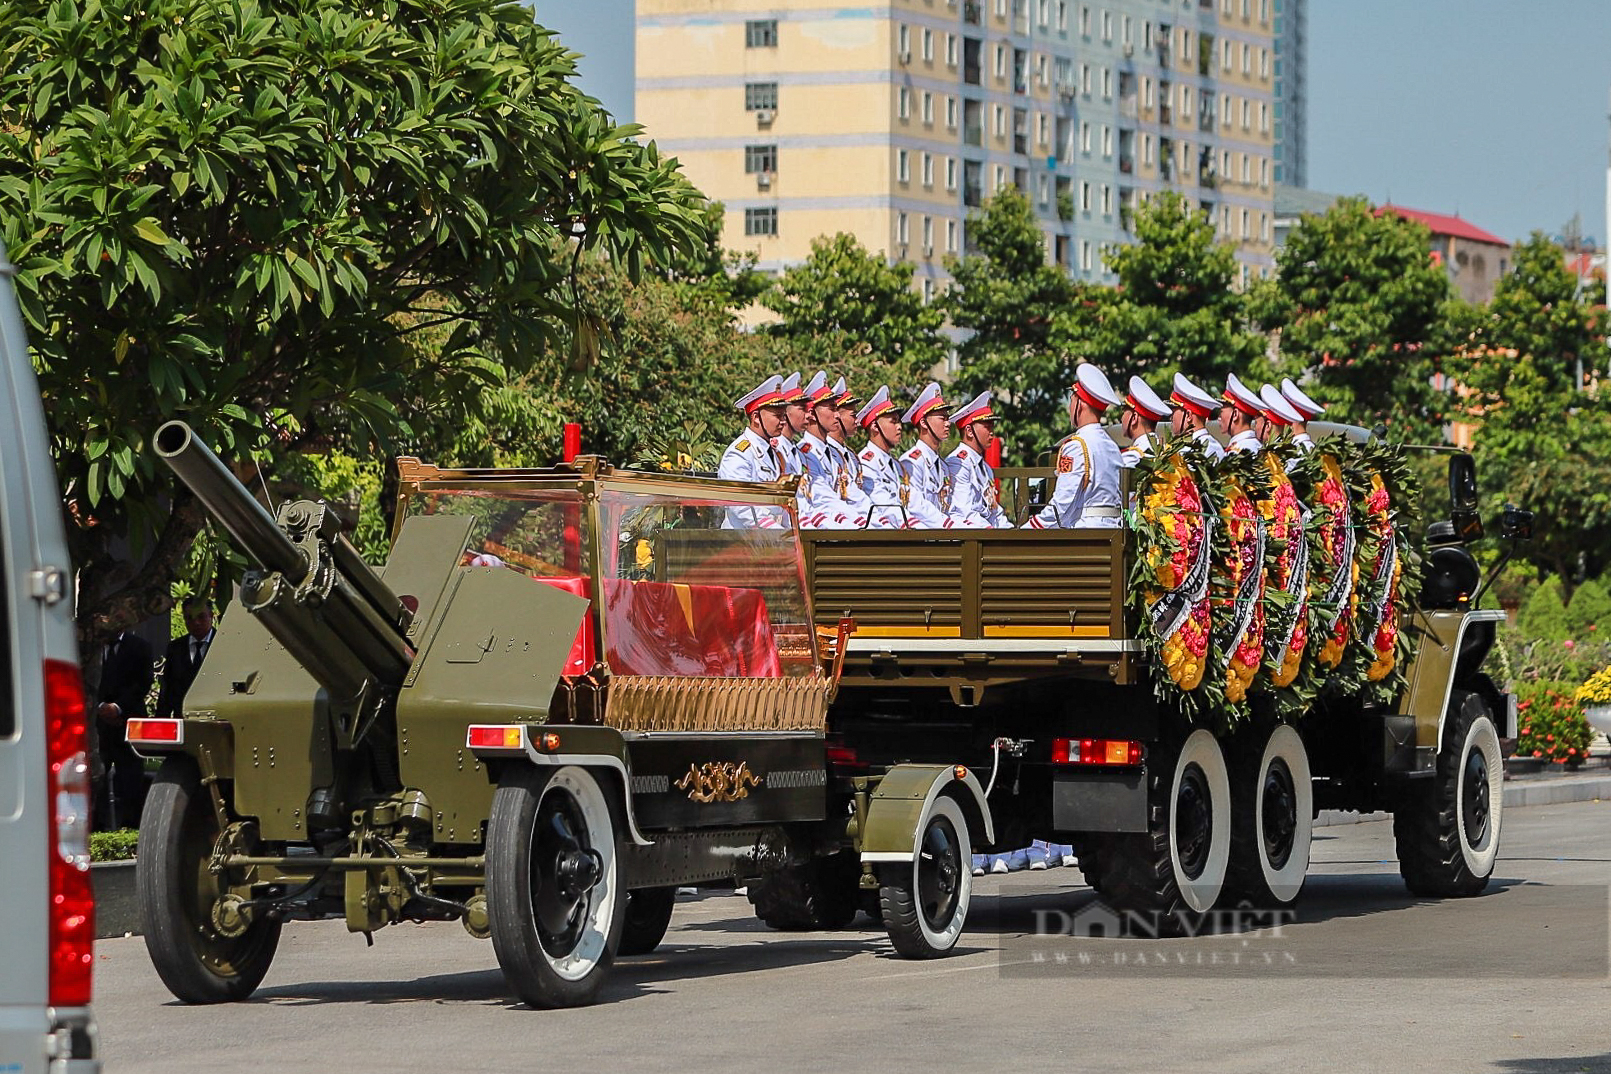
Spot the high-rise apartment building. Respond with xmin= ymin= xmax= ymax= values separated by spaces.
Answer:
xmin=1271 ymin=0 xmax=1306 ymax=187
xmin=636 ymin=0 xmax=1280 ymax=295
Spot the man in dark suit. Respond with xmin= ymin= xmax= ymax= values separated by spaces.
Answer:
xmin=156 ymin=598 xmax=215 ymax=719
xmin=94 ymin=628 xmax=154 ymax=830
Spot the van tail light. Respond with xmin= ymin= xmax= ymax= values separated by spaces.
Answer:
xmin=44 ymin=659 xmax=94 ymax=1007
xmin=1051 ymin=737 xmax=1143 ymax=767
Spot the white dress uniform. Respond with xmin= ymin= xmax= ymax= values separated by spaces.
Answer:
xmin=1118 ymin=377 xmax=1173 ymax=469
xmin=945 ymin=445 xmax=1010 ymax=527
xmin=1119 ymin=432 xmax=1156 ymax=469
xmin=1025 ymin=424 xmax=1124 ymax=529
xmin=1171 ymin=372 xmax=1226 ymax=461
xmin=718 ymin=374 xmax=788 ymax=529
xmin=1225 ymin=430 xmax=1264 ymax=454
xmin=798 ymin=430 xmax=861 ymax=528
xmin=853 ymin=385 xmax=905 ymax=528
xmin=900 ymin=439 xmax=953 ymax=529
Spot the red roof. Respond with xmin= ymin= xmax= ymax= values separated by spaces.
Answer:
xmin=1379 ymin=204 xmax=1508 ymax=247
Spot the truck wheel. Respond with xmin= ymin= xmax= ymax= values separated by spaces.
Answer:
xmin=486 ymin=765 xmax=626 ymax=1008
xmin=1223 ymin=724 xmax=1313 ymax=908
xmin=616 ymin=888 xmax=676 ymax=956
xmin=1394 ymin=691 xmax=1503 ymax=897
xmin=1078 ymin=728 xmax=1230 ymax=932
xmin=749 ymin=851 xmax=862 ymax=931
xmin=137 ymin=755 xmax=281 ymax=1004
xmin=879 ymin=795 xmax=971 ymax=958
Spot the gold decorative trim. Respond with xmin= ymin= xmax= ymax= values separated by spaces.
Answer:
xmin=606 ymin=675 xmax=829 ymax=733
xmin=675 ymin=761 xmax=763 ymax=803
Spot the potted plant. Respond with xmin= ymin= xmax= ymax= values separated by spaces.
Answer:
xmin=1575 ymin=665 xmax=1611 ymax=740
xmin=1515 ymin=680 xmax=1595 ymax=769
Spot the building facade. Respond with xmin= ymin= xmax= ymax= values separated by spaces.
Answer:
xmin=1270 ymin=0 xmax=1304 ymax=187
xmin=636 ymin=0 xmax=1282 ymax=296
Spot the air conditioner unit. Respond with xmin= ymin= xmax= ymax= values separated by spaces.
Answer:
xmin=898 ymin=48 xmax=911 ymax=64
xmin=756 ymin=171 xmax=772 ymax=189
xmin=754 ymin=108 xmax=775 ymax=126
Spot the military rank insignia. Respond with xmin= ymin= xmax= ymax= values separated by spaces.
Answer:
xmin=737 ymin=439 xmax=751 ymax=452
xmin=1057 ymin=453 xmax=1074 ymax=474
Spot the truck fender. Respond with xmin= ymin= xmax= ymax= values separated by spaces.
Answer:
xmin=470 ymin=723 xmax=654 ymax=846
xmin=858 ymin=763 xmax=994 ymax=864
xmin=1398 ymin=608 xmax=1508 ymax=752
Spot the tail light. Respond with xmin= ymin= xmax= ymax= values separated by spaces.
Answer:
xmin=126 ymin=718 xmax=184 ymax=746
xmin=44 ymin=659 xmax=94 ymax=1006
xmin=1051 ymin=737 xmax=1143 ymax=766
xmin=466 ymin=725 xmax=526 ymax=752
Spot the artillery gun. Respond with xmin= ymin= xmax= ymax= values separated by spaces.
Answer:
xmin=132 ymin=424 xmax=989 ymax=1008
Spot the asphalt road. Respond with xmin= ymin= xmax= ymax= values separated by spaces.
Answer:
xmin=95 ymin=799 xmax=1611 ymax=1074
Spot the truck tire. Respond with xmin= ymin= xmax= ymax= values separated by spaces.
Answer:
xmin=486 ymin=765 xmax=626 ymax=1008
xmin=137 ymin=756 xmax=281 ymax=1004
xmin=1077 ymin=728 xmax=1230 ymax=933
xmin=1393 ymin=691 xmax=1503 ymax=897
xmin=749 ymin=851 xmax=862 ymax=931
xmin=617 ymin=888 xmax=676 ymax=956
xmin=1223 ymin=723 xmax=1313 ymax=908
xmin=879 ymin=795 xmax=971 ymax=958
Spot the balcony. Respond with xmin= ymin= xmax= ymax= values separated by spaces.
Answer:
xmin=1160 ymin=103 xmax=1172 ymax=125
xmin=1119 ymin=156 xmax=1134 ymax=174
xmin=964 ymin=182 xmax=983 ymax=208
xmin=964 ymin=124 xmax=983 ymax=147
xmin=964 ymin=61 xmax=982 ymax=85
xmin=964 ymin=0 xmax=981 ymax=24
xmin=1119 ymin=95 xmax=1138 ymax=119
xmin=1199 ymin=110 xmax=1214 ymax=132
xmin=1014 ymin=132 xmax=1028 ymax=155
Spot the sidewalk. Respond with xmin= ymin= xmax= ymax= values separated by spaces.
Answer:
xmin=1316 ymin=757 xmax=1611 ymax=827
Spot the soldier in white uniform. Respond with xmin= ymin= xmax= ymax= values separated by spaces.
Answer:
xmin=1118 ymin=376 xmax=1173 ymax=468
xmin=1023 ymin=363 xmax=1125 ymax=530
xmin=944 ymin=391 xmax=1011 ymax=528
xmin=1280 ymin=378 xmax=1326 ymax=453
xmin=898 ymin=382 xmax=955 ymax=529
xmin=1258 ymin=384 xmax=1305 ymax=445
xmin=1220 ymin=373 xmax=1265 ymax=455
xmin=855 ymin=386 xmax=908 ymax=529
xmin=718 ymin=374 xmax=789 ymax=528
xmin=797 ymin=371 xmax=862 ymax=529
xmin=1170 ymin=372 xmax=1226 ymax=461
xmin=826 ymin=379 xmax=873 ymax=523
xmin=772 ymin=371 xmax=807 ymax=476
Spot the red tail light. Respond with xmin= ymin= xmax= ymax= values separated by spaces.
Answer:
xmin=44 ymin=659 xmax=94 ymax=1006
xmin=1051 ymin=737 xmax=1143 ymax=766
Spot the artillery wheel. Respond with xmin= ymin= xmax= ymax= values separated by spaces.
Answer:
xmin=137 ymin=756 xmax=281 ymax=1004
xmin=1394 ymin=691 xmax=1503 ymax=897
xmin=486 ymin=766 xmax=626 ymax=1008
xmin=617 ymin=888 xmax=677 ymax=956
xmin=879 ymin=795 xmax=971 ymax=958
xmin=1223 ymin=723 xmax=1313 ymax=908
xmin=1078 ymin=728 xmax=1230 ymax=933
xmin=750 ymin=851 xmax=863 ymax=931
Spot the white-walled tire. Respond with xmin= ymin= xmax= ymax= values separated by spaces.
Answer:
xmin=879 ymin=795 xmax=971 ymax=958
xmin=1394 ymin=692 xmax=1503 ymax=897
xmin=486 ymin=765 xmax=626 ymax=1007
xmin=1224 ymin=723 xmax=1313 ymax=908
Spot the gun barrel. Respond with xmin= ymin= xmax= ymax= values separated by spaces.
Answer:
xmin=155 ymin=421 xmax=304 ymax=577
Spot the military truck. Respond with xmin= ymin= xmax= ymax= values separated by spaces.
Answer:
xmin=797 ymin=430 xmax=1522 ymax=926
xmin=131 ymin=428 xmax=987 ymax=1009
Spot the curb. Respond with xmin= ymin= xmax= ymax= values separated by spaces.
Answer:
xmin=93 ymin=859 xmax=140 ymax=939
xmin=1317 ymin=774 xmax=1611 ymax=828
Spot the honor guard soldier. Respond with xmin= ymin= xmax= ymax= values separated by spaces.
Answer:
xmin=945 ymin=391 xmax=1011 ymax=527
xmin=1023 ymin=363 xmax=1125 ymax=529
xmin=1220 ymin=373 xmax=1265 ymax=454
xmin=1258 ymin=384 xmax=1304 ymax=444
xmin=1118 ymin=376 xmax=1173 ymax=468
xmin=773 ymin=371 xmax=808 ymax=475
xmin=828 ymin=379 xmax=873 ymax=521
xmin=797 ymin=371 xmax=861 ymax=528
xmin=1169 ymin=373 xmax=1226 ymax=460
xmin=899 ymin=382 xmax=955 ymax=529
xmin=718 ymin=374 xmax=789 ymax=528
xmin=855 ymin=386 xmax=908 ymax=528
xmin=1280 ymin=378 xmax=1326 ymax=453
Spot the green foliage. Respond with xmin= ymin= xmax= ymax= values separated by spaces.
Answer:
xmin=1514 ymin=680 xmax=1594 ymax=765
xmin=1519 ymin=576 xmax=1570 ymax=641
xmin=1253 ymin=197 xmax=1451 ymax=438
xmin=0 ymin=0 xmax=710 ymax=642
xmin=1567 ymin=577 xmax=1611 ymax=639
xmin=90 ymin=828 xmax=139 ymax=862
xmin=761 ymin=232 xmax=947 ymax=388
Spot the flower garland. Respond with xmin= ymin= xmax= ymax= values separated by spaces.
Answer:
xmin=1341 ymin=439 xmax=1421 ymax=705
xmin=1255 ymin=447 xmax=1319 ymax=717
xmin=1212 ymin=453 xmax=1267 ymax=714
xmin=1305 ymin=450 xmax=1357 ymax=673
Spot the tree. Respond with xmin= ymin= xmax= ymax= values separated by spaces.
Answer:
xmin=1566 ymin=577 xmax=1611 ymax=639
xmin=761 ymin=232 xmax=947 ymax=389
xmin=1253 ymin=197 xmax=1452 ymax=437
xmin=0 ymin=0 xmax=708 ymax=648
xmin=1519 ymin=575 xmax=1570 ymax=642
xmin=947 ymin=187 xmax=1080 ymax=463
xmin=1053 ymin=190 xmax=1265 ymax=386
xmin=1468 ymin=233 xmax=1602 ymax=395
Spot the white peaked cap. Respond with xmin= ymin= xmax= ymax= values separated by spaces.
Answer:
xmin=1170 ymin=372 xmax=1219 ymax=417
xmin=1223 ymin=373 xmax=1263 ymax=416
xmin=902 ymin=381 xmax=949 ymax=424
xmin=1125 ymin=376 xmax=1172 ymax=422
xmin=1072 ymin=362 xmax=1122 ymax=410
xmin=804 ymin=369 xmax=833 ymax=404
xmin=951 ymin=391 xmax=995 ymax=426
xmin=735 ymin=373 xmax=785 ymax=413
xmin=831 ymin=375 xmax=848 ymax=397
xmin=1259 ymin=383 xmax=1303 ymax=425
xmin=1281 ymin=377 xmax=1326 ymax=418
xmin=779 ymin=370 xmax=804 ymax=402
xmin=856 ymin=384 xmax=895 ymax=427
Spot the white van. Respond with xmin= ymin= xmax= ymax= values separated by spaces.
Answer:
xmin=0 ymin=255 xmax=99 ymax=1071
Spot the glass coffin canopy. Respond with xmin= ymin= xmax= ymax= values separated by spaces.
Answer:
xmin=403 ymin=482 xmax=815 ymax=680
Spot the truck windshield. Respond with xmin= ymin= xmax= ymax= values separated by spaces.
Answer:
xmin=406 ymin=488 xmax=587 ymax=577
xmin=597 ymin=489 xmax=814 ymax=679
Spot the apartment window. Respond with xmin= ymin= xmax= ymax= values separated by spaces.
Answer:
xmin=1079 ymin=4 xmax=1090 ymax=35
xmin=1101 ymin=68 xmax=1111 ymax=98
xmin=1241 ymin=98 xmax=1250 ymax=129
xmin=744 ymin=144 xmax=777 ymax=173
xmin=1221 ymin=205 xmax=1230 ymax=232
xmin=1260 ymin=157 xmax=1269 ymax=187
xmin=1259 ymin=101 xmax=1269 ymax=133
xmin=1181 ymin=85 xmax=1191 ymax=114
xmin=994 ymin=164 xmax=1006 ymax=191
xmin=897 ymin=211 xmax=909 ymax=244
xmin=897 ymin=148 xmax=910 ymax=182
xmin=1037 ymin=112 xmax=1049 ymax=145
xmin=1143 ymin=77 xmax=1154 ymax=108
xmin=1080 ymin=63 xmax=1091 ymax=93
xmin=1259 ymin=48 xmax=1269 ymax=79
xmin=947 ymin=33 xmax=959 ymax=67
xmin=996 ymin=0 xmax=1006 ymax=15
xmin=1260 ymin=0 xmax=1269 ymax=21
xmin=1261 ymin=213 xmax=1270 ymax=242
xmin=923 ymin=215 xmax=934 ymax=248
xmin=899 ymin=24 xmax=910 ymax=57
xmin=745 ymin=19 xmax=778 ymax=47
xmin=1240 ymin=208 xmax=1250 ymax=239
xmin=1221 ymin=39 xmax=1232 ymax=70
xmin=898 ymin=87 xmax=911 ymax=119
xmin=947 ymin=96 xmax=958 ymax=128
xmin=922 ymin=151 xmax=934 ymax=186
xmin=1037 ymin=0 xmax=1049 ymax=27
xmin=1221 ymin=148 xmax=1231 ymax=175
xmin=1241 ymin=43 xmax=1251 ymax=74
xmin=1101 ymin=124 xmax=1112 ymax=156
xmin=1037 ymin=174 xmax=1050 ymax=206
xmin=946 ymin=157 xmax=958 ymax=190
xmin=745 ymin=207 xmax=777 ymax=235
xmin=994 ymin=104 xmax=1006 ymax=135
xmin=1080 ymin=180 xmax=1091 ymax=212
xmin=923 ymin=91 xmax=934 ymax=124
xmin=1122 ymin=14 xmax=1131 ymax=45
xmin=922 ymin=27 xmax=934 ymax=62
xmin=1240 ymin=153 xmax=1250 ymax=182
xmin=1143 ymin=133 xmax=1154 ymax=163
xmin=995 ymin=44 xmax=1007 ymax=79
xmin=1101 ymin=183 xmax=1112 ymax=214
xmin=1080 ymin=121 xmax=1091 ymax=152
xmin=1221 ymin=92 xmax=1232 ymax=127
xmin=745 ymin=82 xmax=778 ymax=110
xmin=1056 ymin=0 xmax=1068 ymax=32
xmin=1037 ymin=54 xmax=1049 ymax=86
xmin=1242 ymin=0 xmax=1251 ymax=17
xmin=1080 ymin=240 xmax=1093 ymax=271
xmin=947 ymin=219 xmax=959 ymax=252
xmin=1101 ymin=10 xmax=1112 ymax=40
xmin=922 ymin=278 xmax=934 ymax=302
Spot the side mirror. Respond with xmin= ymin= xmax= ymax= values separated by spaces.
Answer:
xmin=1500 ymin=503 xmax=1534 ymax=541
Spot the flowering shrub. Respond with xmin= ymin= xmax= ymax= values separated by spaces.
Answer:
xmin=1576 ymin=666 xmax=1611 ymax=706
xmin=1514 ymin=680 xmax=1595 ymax=765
